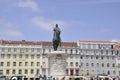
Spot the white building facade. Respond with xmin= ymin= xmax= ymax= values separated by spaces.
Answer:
xmin=78 ymin=40 xmax=119 ymax=77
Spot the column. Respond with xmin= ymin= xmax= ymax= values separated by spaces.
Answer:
xmin=74 ymin=69 xmax=76 ymax=75
xmin=68 ymin=69 xmax=70 ymax=76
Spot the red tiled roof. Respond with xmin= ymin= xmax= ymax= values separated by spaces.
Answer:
xmin=0 ymin=40 xmax=42 ymax=45
xmin=0 ymin=40 xmax=77 ymax=47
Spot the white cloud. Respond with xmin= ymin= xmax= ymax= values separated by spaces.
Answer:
xmin=111 ymin=39 xmax=120 ymax=42
xmin=17 ymin=0 xmax=39 ymax=11
xmin=0 ymin=19 xmax=23 ymax=38
xmin=31 ymin=17 xmax=67 ymax=31
xmin=1 ymin=28 xmax=23 ymax=37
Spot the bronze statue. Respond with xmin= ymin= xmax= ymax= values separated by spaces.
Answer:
xmin=52 ymin=24 xmax=61 ymax=51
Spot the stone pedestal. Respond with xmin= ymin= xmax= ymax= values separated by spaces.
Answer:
xmin=48 ymin=51 xmax=68 ymax=79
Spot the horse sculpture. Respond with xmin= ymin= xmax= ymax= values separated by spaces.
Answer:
xmin=52 ymin=24 xmax=61 ymax=51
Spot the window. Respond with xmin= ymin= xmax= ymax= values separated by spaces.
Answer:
xmin=87 ymin=70 xmax=89 ymax=75
xmin=107 ymin=71 xmax=110 ymax=75
xmin=91 ymin=56 xmax=93 ymax=59
xmin=111 ymin=50 xmax=114 ymax=55
xmin=19 ymin=62 xmax=22 ymax=66
xmin=31 ymin=54 xmax=34 ymax=59
xmin=102 ymin=63 xmax=104 ymax=67
xmin=19 ymin=54 xmax=22 ymax=58
xmin=76 ymin=49 xmax=78 ymax=54
xmin=43 ymin=49 xmax=45 ymax=53
xmin=0 ymin=62 xmax=4 ymax=66
xmin=8 ymin=48 xmax=11 ymax=52
xmin=20 ymin=48 xmax=23 ymax=53
xmin=14 ymin=48 xmax=17 ymax=52
xmin=75 ymin=55 xmax=79 ymax=59
xmin=66 ymin=62 xmax=68 ymax=66
xmin=86 ymin=55 xmax=89 ymax=59
xmin=91 ymin=63 xmax=94 ymax=67
xmin=7 ymin=62 xmax=10 ymax=66
xmin=112 ymin=63 xmax=115 ymax=67
xmin=49 ymin=49 xmax=51 ymax=53
xmin=76 ymin=69 xmax=79 ymax=75
xmin=80 ymin=63 xmax=83 ymax=66
xmin=117 ymin=50 xmax=119 ymax=55
xmin=119 ymin=71 xmax=120 ymax=75
xmin=25 ymin=54 xmax=29 ymax=58
xmin=80 ymin=56 xmax=83 ymax=59
xmin=118 ymin=64 xmax=120 ymax=68
xmin=42 ymin=62 xmax=46 ymax=66
xmin=13 ymin=62 xmax=16 ymax=66
xmin=12 ymin=69 xmax=15 ymax=74
xmin=37 ymin=48 xmax=40 ymax=52
xmin=111 ymin=45 xmax=114 ymax=49
xmin=70 ymin=49 xmax=73 ymax=54
xmin=36 ymin=69 xmax=39 ymax=74
xmin=25 ymin=69 xmax=28 ymax=74
xmin=26 ymin=48 xmax=28 ymax=52
xmin=107 ymin=56 xmax=109 ymax=59
xmin=2 ymin=48 xmax=4 ymax=52
xmin=112 ymin=56 xmax=115 ymax=59
xmin=13 ymin=54 xmax=17 ymax=58
xmin=66 ymin=69 xmax=68 ymax=75
xmin=25 ymin=62 xmax=28 ymax=66
xmin=1 ymin=54 xmax=5 ymax=58
xmin=107 ymin=63 xmax=110 ymax=67
xmin=70 ymin=62 xmax=73 ymax=66
xmin=7 ymin=54 xmax=11 ymax=58
xmin=37 ymin=54 xmax=40 ymax=58
xmin=93 ymin=44 xmax=96 ymax=49
xmin=76 ymin=62 xmax=78 ymax=67
xmin=31 ymin=62 xmax=34 ymax=66
xmin=31 ymin=69 xmax=34 ymax=74
xmin=86 ymin=63 xmax=89 ymax=67
xmin=106 ymin=50 xmax=108 ymax=54
xmin=94 ymin=50 xmax=97 ymax=54
xmin=6 ymin=70 xmax=9 ymax=74
xmin=97 ymin=63 xmax=99 ymax=67
xmin=96 ymin=56 xmax=98 ymax=59
xmin=70 ymin=55 xmax=73 ymax=59
xmin=19 ymin=69 xmax=22 ymax=74
xmin=101 ymin=50 xmax=103 ymax=54
xmin=37 ymin=62 xmax=40 ymax=66
xmin=65 ymin=49 xmax=67 ymax=53
xmin=88 ymin=44 xmax=91 ymax=49
xmin=101 ymin=56 xmax=104 ymax=60
xmin=43 ymin=55 xmax=46 ymax=58
xmin=31 ymin=48 xmax=34 ymax=52
xmin=113 ymin=70 xmax=116 ymax=75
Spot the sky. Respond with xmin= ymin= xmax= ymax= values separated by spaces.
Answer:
xmin=0 ymin=0 xmax=120 ymax=42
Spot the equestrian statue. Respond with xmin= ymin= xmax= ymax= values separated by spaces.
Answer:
xmin=52 ymin=24 xmax=61 ymax=51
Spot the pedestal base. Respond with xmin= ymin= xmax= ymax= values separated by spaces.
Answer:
xmin=48 ymin=51 xmax=68 ymax=79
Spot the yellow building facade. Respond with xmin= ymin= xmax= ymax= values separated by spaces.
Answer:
xmin=0 ymin=45 xmax=43 ymax=78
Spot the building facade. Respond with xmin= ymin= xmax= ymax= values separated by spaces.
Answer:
xmin=77 ymin=40 xmax=118 ymax=77
xmin=0 ymin=40 xmax=120 ymax=79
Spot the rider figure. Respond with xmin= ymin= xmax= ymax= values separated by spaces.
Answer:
xmin=53 ymin=24 xmax=61 ymax=39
